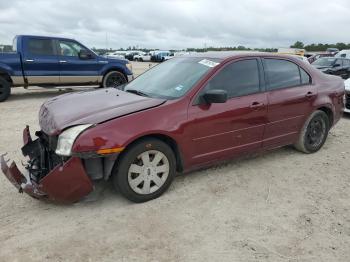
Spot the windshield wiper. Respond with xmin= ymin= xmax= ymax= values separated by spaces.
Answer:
xmin=125 ymin=89 xmax=149 ymax=97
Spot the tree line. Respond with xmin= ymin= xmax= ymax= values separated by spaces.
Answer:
xmin=291 ymin=41 xmax=350 ymax=51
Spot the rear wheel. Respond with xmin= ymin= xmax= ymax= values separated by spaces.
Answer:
xmin=102 ymin=71 xmax=127 ymax=88
xmin=113 ymin=138 xmax=176 ymax=203
xmin=0 ymin=76 xmax=11 ymax=102
xmin=294 ymin=110 xmax=330 ymax=153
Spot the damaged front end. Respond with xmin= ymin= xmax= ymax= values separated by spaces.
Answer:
xmin=1 ymin=126 xmax=94 ymax=204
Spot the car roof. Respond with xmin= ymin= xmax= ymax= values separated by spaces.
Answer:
xmin=183 ymin=51 xmax=307 ymax=61
xmin=17 ymin=34 xmax=76 ymax=42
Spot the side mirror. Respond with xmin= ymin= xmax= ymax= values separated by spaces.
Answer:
xmin=79 ymin=50 xmax=93 ymax=60
xmin=203 ymin=89 xmax=228 ymax=104
xmin=333 ymin=63 xmax=341 ymax=67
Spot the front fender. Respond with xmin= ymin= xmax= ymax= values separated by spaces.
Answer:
xmin=100 ymin=63 xmax=132 ymax=77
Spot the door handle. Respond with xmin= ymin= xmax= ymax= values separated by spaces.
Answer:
xmin=59 ymin=60 xmax=67 ymax=63
xmin=25 ymin=59 xmax=34 ymax=62
xmin=305 ymin=92 xmax=315 ymax=99
xmin=250 ymin=101 xmax=264 ymax=110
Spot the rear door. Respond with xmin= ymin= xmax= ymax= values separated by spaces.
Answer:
xmin=187 ymin=58 xmax=268 ymax=166
xmin=56 ymin=39 xmax=100 ymax=85
xmin=22 ymin=37 xmax=60 ymax=84
xmin=262 ymin=58 xmax=316 ymax=149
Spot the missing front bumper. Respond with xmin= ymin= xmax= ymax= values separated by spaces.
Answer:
xmin=0 ymin=127 xmax=93 ymax=204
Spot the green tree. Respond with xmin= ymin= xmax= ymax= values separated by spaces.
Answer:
xmin=290 ymin=41 xmax=305 ymax=49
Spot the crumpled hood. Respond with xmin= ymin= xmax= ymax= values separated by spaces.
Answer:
xmin=39 ymin=88 xmax=165 ymax=135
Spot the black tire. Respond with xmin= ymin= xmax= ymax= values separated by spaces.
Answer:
xmin=102 ymin=71 xmax=127 ymax=88
xmin=0 ymin=76 xmax=11 ymax=102
xmin=294 ymin=110 xmax=330 ymax=153
xmin=112 ymin=138 xmax=176 ymax=203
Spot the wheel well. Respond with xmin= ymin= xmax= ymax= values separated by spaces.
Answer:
xmin=0 ymin=71 xmax=12 ymax=83
xmin=122 ymin=134 xmax=184 ymax=172
xmin=317 ymin=107 xmax=333 ymax=126
xmin=103 ymin=68 xmax=127 ymax=83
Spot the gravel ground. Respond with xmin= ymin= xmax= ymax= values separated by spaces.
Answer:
xmin=0 ymin=62 xmax=349 ymax=262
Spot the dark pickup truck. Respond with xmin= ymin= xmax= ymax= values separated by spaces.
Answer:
xmin=0 ymin=35 xmax=134 ymax=101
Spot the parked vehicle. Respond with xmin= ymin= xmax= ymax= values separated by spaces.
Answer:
xmin=134 ymin=52 xmax=152 ymax=62
xmin=311 ymin=57 xmax=350 ymax=79
xmin=345 ymin=78 xmax=350 ymax=113
xmin=335 ymin=50 xmax=350 ymax=59
xmin=1 ymin=53 xmax=344 ymax=203
xmin=125 ymin=51 xmax=145 ymax=61
xmin=151 ymin=51 xmax=171 ymax=62
xmin=0 ymin=35 xmax=133 ymax=102
xmin=106 ymin=51 xmax=128 ymax=59
xmin=326 ymin=48 xmax=339 ymax=55
xmin=307 ymin=53 xmax=332 ymax=64
xmin=277 ymin=48 xmax=306 ymax=56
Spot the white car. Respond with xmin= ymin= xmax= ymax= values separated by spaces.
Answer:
xmin=134 ymin=52 xmax=151 ymax=62
xmin=345 ymin=79 xmax=350 ymax=113
xmin=336 ymin=50 xmax=350 ymax=59
xmin=106 ymin=51 xmax=127 ymax=59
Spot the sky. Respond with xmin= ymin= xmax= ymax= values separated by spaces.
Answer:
xmin=0 ymin=0 xmax=350 ymax=50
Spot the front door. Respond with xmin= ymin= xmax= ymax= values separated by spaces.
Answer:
xmin=186 ymin=58 xmax=268 ymax=167
xmin=57 ymin=40 xmax=100 ymax=85
xmin=262 ymin=58 xmax=317 ymax=149
xmin=22 ymin=37 xmax=60 ymax=84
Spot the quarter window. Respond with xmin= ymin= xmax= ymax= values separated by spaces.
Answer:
xmin=205 ymin=59 xmax=260 ymax=98
xmin=264 ymin=59 xmax=301 ymax=90
xmin=28 ymin=39 xmax=55 ymax=56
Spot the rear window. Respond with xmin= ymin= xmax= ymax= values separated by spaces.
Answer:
xmin=28 ymin=39 xmax=55 ymax=56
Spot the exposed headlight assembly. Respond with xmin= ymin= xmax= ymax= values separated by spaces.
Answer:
xmin=55 ymin=124 xmax=92 ymax=156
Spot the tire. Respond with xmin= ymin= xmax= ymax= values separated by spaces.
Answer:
xmin=112 ymin=138 xmax=176 ymax=203
xmin=102 ymin=71 xmax=127 ymax=88
xmin=294 ymin=110 xmax=330 ymax=153
xmin=0 ymin=76 xmax=11 ymax=102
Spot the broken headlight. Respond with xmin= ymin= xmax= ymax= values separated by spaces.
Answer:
xmin=55 ymin=124 xmax=92 ymax=157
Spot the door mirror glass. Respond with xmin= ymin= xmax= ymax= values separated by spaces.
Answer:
xmin=203 ymin=89 xmax=228 ymax=104
xmin=333 ymin=63 xmax=340 ymax=67
xmin=79 ymin=50 xmax=93 ymax=60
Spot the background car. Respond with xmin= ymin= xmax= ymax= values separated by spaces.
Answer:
xmin=345 ymin=78 xmax=350 ymax=113
xmin=335 ymin=50 xmax=350 ymax=59
xmin=312 ymin=57 xmax=350 ymax=79
xmin=125 ymin=51 xmax=145 ymax=61
xmin=151 ymin=51 xmax=171 ymax=62
xmin=134 ymin=52 xmax=152 ymax=62
xmin=307 ymin=53 xmax=332 ymax=63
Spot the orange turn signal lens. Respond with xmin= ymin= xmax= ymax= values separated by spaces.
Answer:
xmin=97 ymin=147 xmax=125 ymax=155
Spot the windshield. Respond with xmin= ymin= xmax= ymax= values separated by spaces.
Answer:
xmin=124 ymin=57 xmax=221 ymax=99
xmin=312 ymin=57 xmax=336 ymax=67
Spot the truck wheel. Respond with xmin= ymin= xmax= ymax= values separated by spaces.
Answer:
xmin=0 ymin=77 xmax=11 ymax=102
xmin=294 ymin=110 xmax=329 ymax=154
xmin=112 ymin=138 xmax=176 ymax=203
xmin=102 ymin=71 xmax=127 ymax=88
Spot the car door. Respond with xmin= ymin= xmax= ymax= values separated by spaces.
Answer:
xmin=186 ymin=58 xmax=268 ymax=167
xmin=57 ymin=39 xmax=100 ymax=85
xmin=333 ymin=59 xmax=346 ymax=78
xmin=22 ymin=37 xmax=60 ymax=84
xmin=343 ymin=59 xmax=350 ymax=79
xmin=262 ymin=58 xmax=316 ymax=149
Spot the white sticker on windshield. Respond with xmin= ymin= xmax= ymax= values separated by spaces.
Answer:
xmin=175 ymin=85 xmax=184 ymax=91
xmin=198 ymin=59 xmax=219 ymax=68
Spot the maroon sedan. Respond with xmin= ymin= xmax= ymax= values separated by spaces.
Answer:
xmin=1 ymin=52 xmax=345 ymax=203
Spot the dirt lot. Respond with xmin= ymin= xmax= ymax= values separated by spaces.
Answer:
xmin=0 ymin=62 xmax=349 ymax=262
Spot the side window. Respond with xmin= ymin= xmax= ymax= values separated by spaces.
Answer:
xmin=344 ymin=60 xmax=350 ymax=66
xmin=336 ymin=59 xmax=343 ymax=67
xmin=28 ymin=39 xmax=55 ymax=56
xmin=59 ymin=40 xmax=86 ymax=57
xmin=205 ymin=59 xmax=260 ymax=98
xmin=264 ymin=59 xmax=301 ymax=90
xmin=300 ymin=68 xmax=311 ymax=85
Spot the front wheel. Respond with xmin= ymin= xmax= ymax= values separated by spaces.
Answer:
xmin=102 ymin=71 xmax=127 ymax=88
xmin=113 ymin=138 xmax=176 ymax=203
xmin=294 ymin=110 xmax=330 ymax=153
xmin=0 ymin=77 xmax=11 ymax=102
